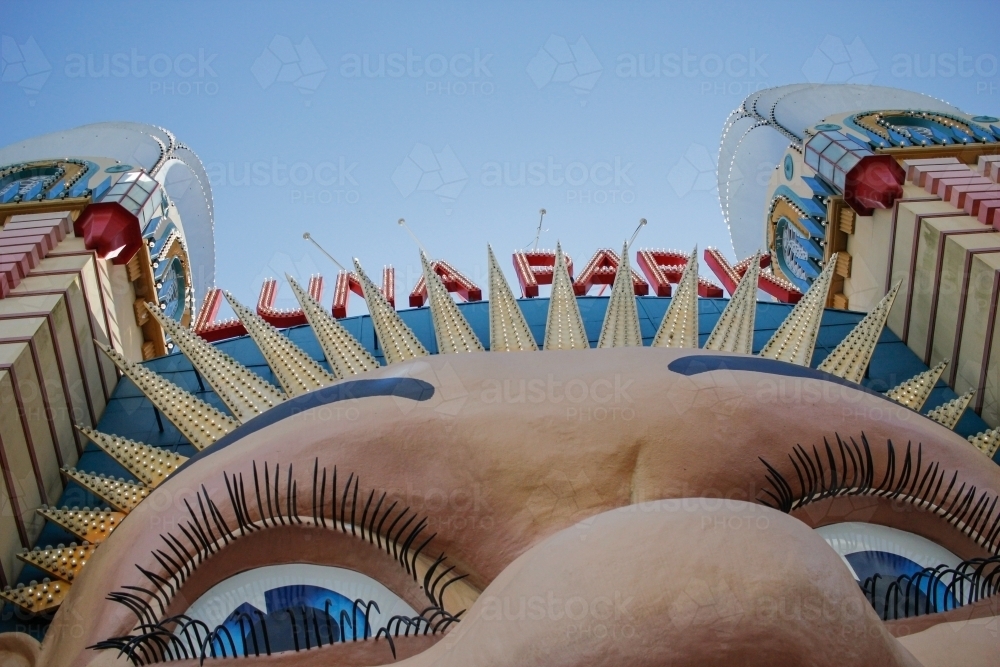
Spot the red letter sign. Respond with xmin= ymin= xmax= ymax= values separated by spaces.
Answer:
xmin=573 ymin=248 xmax=648 ymax=296
xmin=512 ymin=250 xmax=574 ymax=298
xmin=409 ymin=260 xmax=481 ymax=307
xmin=332 ymin=266 xmax=396 ymax=318
xmin=635 ymin=249 xmax=723 ymax=298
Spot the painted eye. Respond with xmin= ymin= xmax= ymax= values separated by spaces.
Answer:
xmin=96 ymin=464 xmax=473 ymax=663
xmin=817 ymin=523 xmax=976 ymax=619
xmin=759 ymin=436 xmax=1000 ymax=621
xmin=181 ymin=564 xmax=417 ymax=655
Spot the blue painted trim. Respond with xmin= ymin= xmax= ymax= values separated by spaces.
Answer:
xmin=667 ymin=354 xmax=897 ymax=404
xmin=773 ymin=185 xmax=826 ymax=220
xmin=168 ymin=377 xmax=435 ymax=477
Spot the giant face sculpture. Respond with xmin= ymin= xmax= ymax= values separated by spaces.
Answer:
xmin=2 ymin=347 xmax=997 ymax=667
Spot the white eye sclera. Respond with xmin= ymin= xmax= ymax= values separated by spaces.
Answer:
xmin=817 ymin=522 xmax=974 ymax=618
xmin=182 ymin=563 xmax=417 ymax=654
xmin=817 ymin=522 xmax=962 ymax=582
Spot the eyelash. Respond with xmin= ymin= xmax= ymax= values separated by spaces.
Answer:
xmin=92 ymin=459 xmax=467 ymax=664
xmin=757 ymin=433 xmax=1000 ymax=556
xmin=860 ymin=554 xmax=1000 ymax=621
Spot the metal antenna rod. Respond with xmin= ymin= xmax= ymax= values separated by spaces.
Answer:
xmin=627 ymin=218 xmax=648 ymax=250
xmin=302 ymin=232 xmax=347 ymax=271
xmin=531 ymin=208 xmax=547 ymax=250
xmin=397 ymin=218 xmax=429 ymax=256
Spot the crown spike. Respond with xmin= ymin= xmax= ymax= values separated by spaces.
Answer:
xmin=421 ymin=252 xmax=485 ymax=354
xmin=597 ymin=241 xmax=642 ymax=348
xmin=17 ymin=543 xmax=97 ymax=584
xmin=0 ymin=579 xmax=70 ymax=615
xmin=60 ymin=468 xmax=149 ymax=513
xmin=704 ymin=252 xmax=760 ymax=354
xmin=652 ymin=247 xmax=699 ymax=348
xmin=544 ymin=243 xmax=590 ymax=350
xmin=818 ymin=281 xmax=900 ymax=383
xmin=885 ymin=359 xmax=948 ymax=412
xmin=76 ymin=426 xmax=187 ymax=488
xmin=354 ymin=259 xmax=429 ymax=363
xmin=487 ymin=245 xmax=538 ymax=352
xmin=146 ymin=303 xmax=285 ymax=422
xmin=286 ymin=274 xmax=380 ymax=377
xmin=37 ymin=506 xmax=124 ymax=544
xmin=224 ymin=292 xmax=337 ymax=396
xmin=758 ymin=254 xmax=838 ymax=365
xmin=926 ymin=389 xmax=975 ymax=430
xmin=97 ymin=342 xmax=238 ymax=450
xmin=969 ymin=428 xmax=1000 ymax=458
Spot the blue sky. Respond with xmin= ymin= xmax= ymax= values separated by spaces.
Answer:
xmin=2 ymin=0 xmax=999 ymax=311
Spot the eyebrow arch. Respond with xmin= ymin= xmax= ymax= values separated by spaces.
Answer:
xmin=667 ymin=355 xmax=897 ymax=404
xmin=170 ymin=377 xmax=434 ymax=477
xmin=758 ymin=433 xmax=1000 ymax=555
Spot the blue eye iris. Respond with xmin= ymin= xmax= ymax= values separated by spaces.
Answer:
xmin=211 ymin=585 xmax=372 ymax=655
xmin=843 ymin=551 xmax=957 ymax=616
xmin=182 ymin=563 xmax=417 ymax=657
xmin=816 ymin=522 xmax=972 ymax=619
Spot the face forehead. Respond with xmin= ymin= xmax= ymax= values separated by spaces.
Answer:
xmin=91 ymin=348 xmax=1000 ymax=578
xmin=39 ymin=348 xmax=1000 ymax=666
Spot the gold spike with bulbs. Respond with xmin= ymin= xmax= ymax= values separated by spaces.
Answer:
xmin=758 ymin=254 xmax=838 ymax=365
xmin=704 ymin=252 xmax=761 ymax=354
xmin=0 ymin=579 xmax=69 ymax=615
xmin=597 ymin=240 xmax=642 ymax=348
xmin=145 ymin=302 xmax=284 ymax=422
xmin=76 ymin=426 xmax=186 ymax=488
xmin=885 ymin=359 xmax=948 ymax=411
xmin=17 ymin=542 xmax=97 ymax=583
xmin=544 ymin=242 xmax=589 ymax=350
xmin=969 ymin=428 xmax=1000 ymax=458
xmin=37 ymin=506 xmax=124 ymax=544
xmin=224 ymin=292 xmax=336 ymax=396
xmin=818 ymin=282 xmax=900 ymax=383
xmin=926 ymin=389 xmax=975 ymax=431
xmin=96 ymin=342 xmax=238 ymax=450
xmin=487 ymin=244 xmax=538 ymax=352
xmin=286 ymin=274 xmax=380 ymax=377
xmin=353 ymin=258 xmax=429 ymax=364
xmin=420 ymin=250 xmax=484 ymax=354
xmin=652 ymin=247 xmax=700 ymax=349
xmin=60 ymin=468 xmax=148 ymax=513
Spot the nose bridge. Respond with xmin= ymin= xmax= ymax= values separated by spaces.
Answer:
xmin=410 ymin=500 xmax=920 ymax=667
